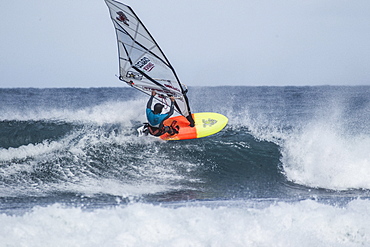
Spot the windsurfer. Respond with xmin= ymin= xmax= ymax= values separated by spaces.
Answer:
xmin=145 ymin=91 xmax=179 ymax=136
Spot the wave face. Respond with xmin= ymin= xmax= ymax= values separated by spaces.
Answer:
xmin=1 ymin=86 xmax=370 ymax=246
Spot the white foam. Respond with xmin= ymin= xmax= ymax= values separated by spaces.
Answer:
xmin=0 ymin=125 xmax=197 ymax=197
xmin=0 ymin=140 xmax=63 ymax=162
xmin=0 ymin=199 xmax=369 ymax=246
xmin=281 ymin=120 xmax=370 ymax=190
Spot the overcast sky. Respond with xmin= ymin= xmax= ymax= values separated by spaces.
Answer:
xmin=1 ymin=0 xmax=370 ymax=88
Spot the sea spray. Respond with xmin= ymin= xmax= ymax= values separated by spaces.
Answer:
xmin=1 ymin=199 xmax=370 ymax=247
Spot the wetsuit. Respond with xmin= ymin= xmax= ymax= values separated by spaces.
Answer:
xmin=146 ymin=95 xmax=175 ymax=136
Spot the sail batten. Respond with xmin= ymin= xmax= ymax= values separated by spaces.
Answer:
xmin=105 ymin=0 xmax=194 ymax=125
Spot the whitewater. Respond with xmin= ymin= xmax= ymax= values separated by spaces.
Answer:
xmin=0 ymin=86 xmax=369 ymax=246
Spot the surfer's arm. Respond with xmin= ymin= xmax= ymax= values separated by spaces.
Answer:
xmin=166 ymin=97 xmax=175 ymax=117
xmin=147 ymin=91 xmax=156 ymax=109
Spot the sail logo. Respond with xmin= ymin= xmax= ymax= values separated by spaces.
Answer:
xmin=143 ymin=62 xmax=155 ymax=72
xmin=116 ymin=11 xmax=129 ymax=26
xmin=202 ymin=118 xmax=217 ymax=128
xmin=135 ymin=57 xmax=155 ymax=72
xmin=164 ymin=84 xmax=180 ymax=92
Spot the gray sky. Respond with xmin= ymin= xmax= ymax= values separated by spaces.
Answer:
xmin=1 ymin=0 xmax=370 ymax=88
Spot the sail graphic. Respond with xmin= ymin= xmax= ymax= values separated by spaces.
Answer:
xmin=105 ymin=0 xmax=194 ymax=126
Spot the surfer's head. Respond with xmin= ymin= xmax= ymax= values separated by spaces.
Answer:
xmin=154 ymin=103 xmax=164 ymax=114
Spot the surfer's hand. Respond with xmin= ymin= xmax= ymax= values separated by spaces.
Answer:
xmin=170 ymin=96 xmax=175 ymax=102
xmin=151 ymin=91 xmax=156 ymax=96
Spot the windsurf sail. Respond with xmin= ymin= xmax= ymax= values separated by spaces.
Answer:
xmin=105 ymin=0 xmax=195 ymax=126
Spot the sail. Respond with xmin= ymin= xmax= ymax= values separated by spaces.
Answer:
xmin=105 ymin=0 xmax=194 ymax=125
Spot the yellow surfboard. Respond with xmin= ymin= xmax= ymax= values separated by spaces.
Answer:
xmin=160 ymin=112 xmax=228 ymax=140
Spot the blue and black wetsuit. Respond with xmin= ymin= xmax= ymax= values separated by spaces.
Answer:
xmin=146 ymin=95 xmax=175 ymax=136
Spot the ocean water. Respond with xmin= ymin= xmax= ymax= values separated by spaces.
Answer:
xmin=0 ymin=86 xmax=369 ymax=246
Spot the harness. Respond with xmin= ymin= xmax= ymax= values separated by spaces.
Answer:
xmin=147 ymin=125 xmax=165 ymax=136
xmin=145 ymin=120 xmax=179 ymax=137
